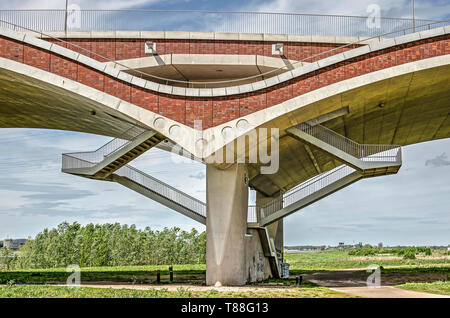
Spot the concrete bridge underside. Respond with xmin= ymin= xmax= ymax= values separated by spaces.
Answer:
xmin=0 ymin=27 xmax=449 ymax=285
xmin=0 ymin=62 xmax=448 ymax=197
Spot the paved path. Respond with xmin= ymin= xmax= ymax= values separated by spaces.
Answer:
xmin=64 ymin=282 xmax=449 ymax=298
xmin=304 ymin=270 xmax=450 ymax=298
xmin=329 ymin=286 xmax=449 ymax=298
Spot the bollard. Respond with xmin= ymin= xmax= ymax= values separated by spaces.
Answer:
xmin=299 ymin=275 xmax=303 ymax=285
xmin=295 ymin=275 xmax=299 ymax=286
xmin=169 ymin=266 xmax=173 ymax=282
xmin=156 ymin=270 xmax=160 ymax=284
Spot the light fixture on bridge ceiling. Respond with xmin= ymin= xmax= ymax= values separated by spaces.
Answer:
xmin=90 ymin=110 xmax=96 ymax=115
xmin=378 ymin=102 xmax=385 ymax=108
xmin=272 ymin=43 xmax=284 ymax=56
xmin=145 ymin=41 xmax=157 ymax=54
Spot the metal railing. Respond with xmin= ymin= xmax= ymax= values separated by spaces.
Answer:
xmin=0 ymin=9 xmax=442 ymax=37
xmin=297 ymin=123 xmax=402 ymax=162
xmin=248 ymin=206 xmax=258 ymax=223
xmin=62 ymin=152 xmax=257 ymax=223
xmin=255 ymin=165 xmax=357 ymax=220
xmin=251 ymin=123 xmax=403 ymax=221
xmin=115 ymin=164 xmax=207 ymax=218
xmin=61 ymin=151 xmax=207 ymax=218
xmin=62 ymin=125 xmax=148 ymax=169
xmin=0 ymin=16 xmax=448 ymax=88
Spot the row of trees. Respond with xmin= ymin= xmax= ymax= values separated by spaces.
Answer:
xmin=2 ymin=222 xmax=206 ymax=269
xmin=348 ymin=246 xmax=433 ymax=259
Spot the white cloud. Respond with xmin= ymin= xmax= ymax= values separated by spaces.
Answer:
xmin=0 ymin=0 xmax=449 ymax=244
xmin=0 ymin=0 xmax=158 ymax=10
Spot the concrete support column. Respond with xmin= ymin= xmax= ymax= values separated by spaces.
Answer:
xmin=206 ymin=163 xmax=249 ymax=286
xmin=256 ymin=192 xmax=284 ymax=259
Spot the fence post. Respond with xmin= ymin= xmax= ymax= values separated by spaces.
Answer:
xmin=64 ymin=0 xmax=68 ymax=34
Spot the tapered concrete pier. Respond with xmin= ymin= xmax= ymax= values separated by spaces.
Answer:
xmin=206 ymin=163 xmax=249 ymax=286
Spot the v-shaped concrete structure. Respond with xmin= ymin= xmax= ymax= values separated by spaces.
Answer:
xmin=0 ymin=16 xmax=449 ymax=285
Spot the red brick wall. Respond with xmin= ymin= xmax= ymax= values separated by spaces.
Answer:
xmin=213 ymin=97 xmax=239 ymax=127
xmin=0 ymin=37 xmax=23 ymax=62
xmin=240 ymin=91 xmax=267 ymax=116
xmin=131 ymin=86 xmax=159 ymax=113
xmin=23 ymin=44 xmax=50 ymax=71
xmin=44 ymin=38 xmax=358 ymax=62
xmin=0 ymin=34 xmax=447 ymax=130
xmin=185 ymin=98 xmax=213 ymax=128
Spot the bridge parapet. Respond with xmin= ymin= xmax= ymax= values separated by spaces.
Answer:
xmin=0 ymin=10 xmax=441 ymax=37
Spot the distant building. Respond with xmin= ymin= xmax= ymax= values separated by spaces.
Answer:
xmin=378 ymin=242 xmax=383 ymax=248
xmin=285 ymin=249 xmax=303 ymax=254
xmin=2 ymin=239 xmax=26 ymax=250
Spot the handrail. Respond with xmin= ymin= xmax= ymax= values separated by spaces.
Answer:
xmin=256 ymin=123 xmax=402 ymax=220
xmin=0 ymin=17 xmax=448 ymax=88
xmin=258 ymin=165 xmax=356 ymax=219
xmin=63 ymin=125 xmax=149 ymax=164
xmin=116 ymin=165 xmax=207 ymax=219
xmin=0 ymin=9 xmax=440 ymax=20
xmin=61 ymin=153 xmax=207 ymax=218
xmin=296 ymin=123 xmax=402 ymax=160
xmin=62 ymin=153 xmax=96 ymax=170
xmin=0 ymin=10 xmax=441 ymax=36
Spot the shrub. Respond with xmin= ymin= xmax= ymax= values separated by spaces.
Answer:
xmin=403 ymin=250 xmax=416 ymax=259
xmin=348 ymin=247 xmax=379 ymax=256
xmin=9 ymin=222 xmax=207 ymax=269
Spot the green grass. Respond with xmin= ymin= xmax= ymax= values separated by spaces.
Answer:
xmin=0 ymin=250 xmax=447 ymax=298
xmin=2 ymin=250 xmax=448 ymax=285
xmin=0 ymin=264 xmax=205 ymax=284
xmin=397 ymin=281 xmax=450 ymax=296
xmin=285 ymin=250 xmax=450 ymax=273
xmin=0 ymin=285 xmax=354 ymax=298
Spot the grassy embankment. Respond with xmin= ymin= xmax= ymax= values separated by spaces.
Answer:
xmin=285 ymin=249 xmax=450 ymax=273
xmin=0 ymin=249 xmax=448 ymax=298
xmin=397 ymin=281 xmax=450 ymax=296
xmin=0 ymin=284 xmax=353 ymax=298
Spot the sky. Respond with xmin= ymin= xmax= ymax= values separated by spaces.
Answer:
xmin=0 ymin=0 xmax=449 ymax=246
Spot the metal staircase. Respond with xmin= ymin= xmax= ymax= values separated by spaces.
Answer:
xmin=112 ymin=165 xmax=206 ymax=224
xmin=62 ymin=125 xmax=206 ymax=224
xmin=62 ymin=126 xmax=165 ymax=179
xmin=251 ymin=122 xmax=402 ymax=227
xmin=287 ymin=122 xmax=402 ymax=175
xmin=256 ymin=225 xmax=281 ymax=278
xmin=61 ymin=121 xmax=401 ymax=280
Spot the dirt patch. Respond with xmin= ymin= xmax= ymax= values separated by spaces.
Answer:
xmin=303 ymin=269 xmax=448 ymax=288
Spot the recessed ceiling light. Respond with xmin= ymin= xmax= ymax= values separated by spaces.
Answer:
xmin=378 ymin=103 xmax=385 ymax=108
